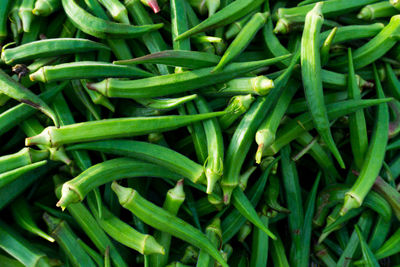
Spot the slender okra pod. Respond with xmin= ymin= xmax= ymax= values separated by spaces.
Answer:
xmin=33 ymin=0 xmax=61 ymax=16
xmin=358 ymin=2 xmax=398 ymax=21
xmin=0 ymin=0 xmax=10 ymax=43
xmin=196 ymin=218 xmax=222 ymax=267
xmin=97 ymin=0 xmax=130 ymax=24
xmin=0 ymin=220 xmax=51 ymax=266
xmin=114 ymin=50 xmax=221 ymax=69
xmin=347 ymin=48 xmax=368 ymax=170
xmin=43 ymin=213 xmax=96 ymax=267
xmin=175 ymin=0 xmax=264 ymax=40
xmin=329 ymin=15 xmax=400 ymax=71
xmin=354 ymin=225 xmax=380 ymax=267
xmin=1 ymin=38 xmax=110 ymax=65
xmin=0 ymin=161 xmax=47 ymax=188
xmin=255 ymin=80 xmax=299 ymax=163
xmin=149 ymin=180 xmax=186 ymax=267
xmin=219 ymin=94 xmax=254 ymax=130
xmin=314 ymin=243 xmax=337 ymax=267
xmin=30 ymin=61 xmax=153 ymax=83
xmin=225 ymin=10 xmax=257 ymax=40
xmin=111 ymin=182 xmax=229 ymax=267
xmin=301 ymin=3 xmax=344 ymax=168
xmin=264 ymin=174 xmax=290 ymax=214
xmin=135 ymin=95 xmax=197 ymax=110
xmin=26 ymin=112 xmax=225 ymax=147
xmin=213 ymin=12 xmax=269 ymax=72
xmin=57 ymin=158 xmax=181 ymax=209
xmin=61 ymin=0 xmax=163 ymax=39
xmin=0 ymin=69 xmax=59 ymax=127
xmin=320 ymin=27 xmax=337 ymax=66
xmin=0 ymin=147 xmax=48 ymax=173
xmin=18 ymin=0 xmax=35 ymax=32
xmin=87 ymin=195 xmax=165 ymax=255
xmin=195 ymin=96 xmax=224 ymax=193
xmin=11 ymin=198 xmax=55 ymax=242
xmin=87 ymin=54 xmax=291 ymax=99
xmin=341 ymin=65 xmax=389 ymax=216
xmin=211 ymin=76 xmax=274 ymax=96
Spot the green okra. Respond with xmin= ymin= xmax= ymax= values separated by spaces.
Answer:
xmin=111 ymin=182 xmax=229 ymax=267
xmin=385 ymin=62 xmax=400 ymax=101
xmin=225 ymin=10 xmax=257 ymax=39
xmin=29 ymin=61 xmax=153 ymax=83
xmin=212 ymin=76 xmax=274 ymax=96
xmin=264 ymin=174 xmax=290 ymax=214
xmin=33 ymin=0 xmax=61 ymax=16
xmin=196 ymin=218 xmax=222 ymax=267
xmin=26 ymin=112 xmax=225 ymax=147
xmin=354 ymin=225 xmax=380 ymax=267
xmin=43 ymin=213 xmax=97 ymax=267
xmin=368 ymin=215 xmax=392 ymax=252
xmin=314 ymin=243 xmax=337 ymax=267
xmin=373 ymin=176 xmax=400 ymax=220
xmin=0 ymin=147 xmax=48 ymax=173
xmin=341 ymin=65 xmax=389 ymax=216
xmin=320 ymin=27 xmax=337 ymax=66
xmin=56 ymin=158 xmax=181 ymax=209
xmin=358 ymin=1 xmax=398 ymax=21
xmin=287 ymin=91 xmax=348 ymax=114
xmin=97 ymin=0 xmax=130 ymax=24
xmin=249 ymin=214 xmax=269 ymax=267
xmin=135 ymin=95 xmax=197 ymax=110
xmin=1 ymin=38 xmax=110 ymax=65
xmin=18 ymin=0 xmax=35 ymax=32
xmin=88 ymin=54 xmax=290 ymax=99
xmin=270 ymin=226 xmax=290 ymax=267
xmin=61 ymin=0 xmax=163 ymax=39
xmin=0 ymin=0 xmax=11 ymax=43
xmin=0 ymin=161 xmax=47 ymax=188
xmin=359 ymin=227 xmax=400 ymax=262
xmin=219 ymin=94 xmax=254 ymax=130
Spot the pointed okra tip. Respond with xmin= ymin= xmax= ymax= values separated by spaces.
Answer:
xmin=340 ymin=193 xmax=361 ymax=216
xmin=111 ymin=181 xmax=135 ymax=206
xmin=169 ymin=179 xmax=185 ymax=200
xmin=29 ymin=67 xmax=46 ymax=83
xmin=56 ymin=184 xmax=82 ymax=211
xmin=143 ymin=235 xmax=165 ymax=255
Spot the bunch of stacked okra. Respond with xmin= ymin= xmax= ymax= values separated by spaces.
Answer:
xmin=1 ymin=0 xmax=400 ymax=266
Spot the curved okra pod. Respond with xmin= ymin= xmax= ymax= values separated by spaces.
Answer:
xmin=340 ymin=65 xmax=389 ymax=216
xmin=134 ymin=95 xmax=197 ymax=110
xmin=196 ymin=218 xmax=222 ymax=267
xmin=213 ymin=12 xmax=269 ymax=72
xmin=347 ymin=48 xmax=368 ymax=170
xmin=320 ymin=27 xmax=337 ymax=66
xmin=0 ymin=220 xmax=51 ymax=267
xmin=175 ymin=0 xmax=264 ymax=41
xmin=0 ymin=0 xmax=10 ymax=43
xmin=219 ymin=94 xmax=254 ymax=130
xmin=148 ymin=180 xmax=186 ymax=267
xmin=264 ymin=175 xmax=290 ymax=214
xmin=11 ymin=198 xmax=55 ymax=242
xmin=87 ymin=54 xmax=291 ymax=99
xmin=114 ymin=50 xmax=221 ymax=69
xmin=329 ymin=15 xmax=400 ymax=71
xmin=255 ymin=80 xmax=299 ymax=163
xmin=0 ymin=147 xmax=48 ymax=173
xmin=195 ymin=96 xmax=224 ymax=193
xmin=18 ymin=0 xmax=35 ymax=32
xmin=26 ymin=112 xmax=225 ymax=147
xmin=87 ymin=195 xmax=164 ymax=255
xmin=97 ymin=0 xmax=130 ymax=24
xmin=43 ymin=213 xmax=97 ymax=267
xmin=29 ymin=61 xmax=153 ymax=82
xmin=67 ymin=140 xmax=205 ymax=183
xmin=301 ymin=3 xmax=344 ymax=168
xmin=56 ymin=158 xmax=181 ymax=209
xmin=111 ymin=182 xmax=229 ymax=267
xmin=358 ymin=2 xmax=398 ymax=21
xmin=319 ymin=23 xmax=385 ymax=45
xmin=61 ymin=0 xmax=163 ymax=39
xmin=33 ymin=0 xmax=61 ymax=16
xmin=0 ymin=69 xmax=59 ymax=127
xmin=212 ymin=76 xmax=274 ymax=96
xmin=1 ymin=38 xmax=110 ymax=65
xmin=0 ymin=161 xmax=47 ymax=188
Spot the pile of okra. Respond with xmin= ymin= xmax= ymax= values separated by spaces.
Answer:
xmin=1 ymin=0 xmax=400 ymax=266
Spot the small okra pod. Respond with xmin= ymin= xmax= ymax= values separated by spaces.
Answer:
xmin=135 ymin=95 xmax=198 ymax=110
xmin=314 ymin=243 xmax=337 ymax=267
xmin=61 ymin=0 xmax=163 ymax=39
xmin=301 ymin=3 xmax=345 ymax=168
xmin=264 ymin=175 xmax=290 ymax=214
xmin=213 ymin=76 xmax=274 ymax=96
xmin=56 ymin=158 xmax=181 ymax=209
xmin=111 ymin=182 xmax=229 ymax=267
xmin=219 ymin=94 xmax=255 ymax=130
xmin=357 ymin=2 xmax=398 ymax=21
xmin=341 ymin=65 xmax=389 ymax=216
xmin=11 ymin=198 xmax=55 ymax=242
xmin=97 ymin=0 xmax=130 ymax=24
xmin=0 ymin=220 xmax=52 ymax=267
xmin=0 ymin=160 xmax=47 ymax=188
xmin=373 ymin=176 xmax=400 ymax=220
xmin=18 ymin=0 xmax=35 ymax=32
xmin=237 ymin=221 xmax=252 ymax=242
xmin=196 ymin=218 xmax=222 ymax=267
xmin=1 ymin=38 xmax=110 ymax=65
xmin=328 ymin=15 xmax=400 ymax=71
xmin=29 ymin=61 xmax=154 ymax=83
xmin=213 ymin=11 xmax=269 ymax=72
xmin=320 ymin=27 xmax=337 ymax=66
xmin=225 ymin=10 xmax=257 ymax=40
xmin=43 ymin=213 xmax=97 ymax=267
xmin=114 ymin=50 xmax=221 ymax=69
xmin=33 ymin=0 xmax=61 ymax=16
xmin=255 ymin=80 xmax=299 ymax=163
xmin=0 ymin=147 xmax=48 ymax=173
xmin=354 ymin=225 xmax=380 ymax=267
xmin=87 ymin=54 xmax=291 ymax=99
xmin=149 ymin=180 xmax=186 ymax=267
xmin=87 ymin=196 xmax=165 ymax=255
xmin=26 ymin=112 xmax=225 ymax=147
xmin=175 ymin=0 xmax=264 ymax=40
xmin=0 ymin=69 xmax=59 ymax=127
xmin=0 ymin=0 xmax=11 ymax=43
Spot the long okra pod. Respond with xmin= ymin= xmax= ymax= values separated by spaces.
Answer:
xmin=358 ymin=1 xmax=398 ymax=20
xmin=301 ymin=3 xmax=344 ymax=168
xmin=341 ymin=65 xmax=389 ymax=216
xmin=112 ymin=182 xmax=229 ymax=267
